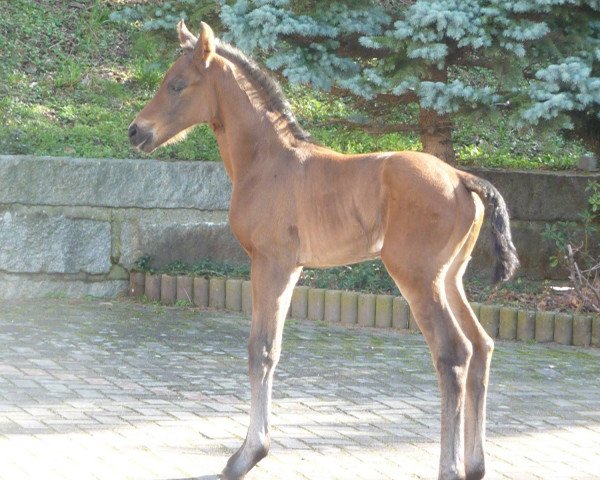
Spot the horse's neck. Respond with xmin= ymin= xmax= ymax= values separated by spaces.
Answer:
xmin=212 ymin=74 xmax=290 ymax=183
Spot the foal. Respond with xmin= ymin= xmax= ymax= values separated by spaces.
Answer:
xmin=129 ymin=21 xmax=519 ymax=480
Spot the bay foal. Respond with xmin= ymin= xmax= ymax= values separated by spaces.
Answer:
xmin=129 ymin=21 xmax=519 ymax=480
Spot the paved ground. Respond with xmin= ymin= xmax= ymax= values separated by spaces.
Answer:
xmin=0 ymin=299 xmax=599 ymax=480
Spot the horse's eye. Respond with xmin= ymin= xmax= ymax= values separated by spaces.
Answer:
xmin=169 ymin=81 xmax=186 ymax=94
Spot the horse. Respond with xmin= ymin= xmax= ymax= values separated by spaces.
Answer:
xmin=128 ymin=21 xmax=519 ymax=480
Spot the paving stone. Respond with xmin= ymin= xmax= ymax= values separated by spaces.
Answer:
xmin=536 ymin=311 xmax=555 ymax=343
xmin=517 ymin=310 xmax=536 ymax=342
xmin=193 ymin=277 xmax=209 ymax=308
xmin=340 ymin=291 xmax=358 ymax=326
xmin=573 ymin=315 xmax=592 ymax=347
xmin=499 ymin=307 xmax=518 ymax=340
xmin=144 ymin=274 xmax=161 ymax=302
xmin=176 ymin=275 xmax=193 ymax=304
xmin=554 ymin=313 xmax=573 ymax=345
xmin=408 ymin=309 xmax=420 ymax=333
xmin=392 ymin=297 xmax=409 ymax=330
xmin=291 ymin=286 xmax=308 ymax=319
xmin=480 ymin=305 xmax=500 ymax=338
xmin=128 ymin=272 xmax=145 ymax=298
xmin=209 ymin=277 xmax=226 ymax=309
xmin=0 ymin=299 xmax=598 ymax=480
xmin=375 ymin=295 xmax=393 ymax=328
xmin=242 ymin=280 xmax=253 ymax=316
xmin=324 ymin=290 xmax=341 ymax=323
xmin=357 ymin=294 xmax=376 ymax=327
xmin=307 ymin=288 xmax=325 ymax=322
xmin=225 ymin=279 xmax=243 ymax=312
xmin=160 ymin=275 xmax=177 ymax=305
xmin=592 ymin=316 xmax=600 ymax=347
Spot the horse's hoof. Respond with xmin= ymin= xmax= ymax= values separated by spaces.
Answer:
xmin=466 ymin=467 xmax=485 ymax=480
xmin=219 ymin=470 xmax=243 ymax=480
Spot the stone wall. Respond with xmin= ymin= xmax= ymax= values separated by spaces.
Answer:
xmin=466 ymin=167 xmax=600 ymax=279
xmin=0 ymin=155 xmax=245 ymax=299
xmin=0 ymin=155 xmax=598 ymax=298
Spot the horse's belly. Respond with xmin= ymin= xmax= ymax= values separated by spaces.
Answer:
xmin=298 ymin=229 xmax=384 ymax=268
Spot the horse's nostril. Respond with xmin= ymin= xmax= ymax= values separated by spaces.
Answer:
xmin=128 ymin=124 xmax=138 ymax=139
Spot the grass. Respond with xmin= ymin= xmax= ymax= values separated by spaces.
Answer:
xmin=0 ymin=0 xmax=587 ymax=169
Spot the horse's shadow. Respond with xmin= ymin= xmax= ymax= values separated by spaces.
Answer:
xmin=167 ymin=476 xmax=219 ymax=480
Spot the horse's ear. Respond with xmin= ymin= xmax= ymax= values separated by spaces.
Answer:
xmin=197 ymin=21 xmax=216 ymax=68
xmin=177 ymin=20 xmax=197 ymax=51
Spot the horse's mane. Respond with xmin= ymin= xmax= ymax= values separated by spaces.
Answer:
xmin=215 ymin=40 xmax=312 ymax=143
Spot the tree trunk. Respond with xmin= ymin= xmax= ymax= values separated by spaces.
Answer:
xmin=418 ymin=107 xmax=456 ymax=164
xmin=571 ymin=113 xmax=600 ymax=160
xmin=418 ymin=66 xmax=456 ymax=164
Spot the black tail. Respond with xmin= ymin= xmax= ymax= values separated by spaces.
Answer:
xmin=461 ymin=173 xmax=519 ymax=283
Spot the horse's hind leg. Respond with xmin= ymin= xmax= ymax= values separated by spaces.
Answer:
xmin=445 ymin=195 xmax=493 ymax=480
xmin=221 ymin=254 xmax=301 ymax=480
xmin=382 ymin=251 xmax=472 ymax=480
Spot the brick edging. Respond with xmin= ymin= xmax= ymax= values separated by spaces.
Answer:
xmin=128 ymin=272 xmax=600 ymax=348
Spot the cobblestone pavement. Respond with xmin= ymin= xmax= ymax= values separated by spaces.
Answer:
xmin=0 ymin=299 xmax=599 ymax=480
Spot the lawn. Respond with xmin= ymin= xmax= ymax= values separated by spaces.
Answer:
xmin=0 ymin=0 xmax=587 ymax=169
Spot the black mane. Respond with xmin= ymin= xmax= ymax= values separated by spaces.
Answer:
xmin=215 ymin=40 xmax=311 ymax=142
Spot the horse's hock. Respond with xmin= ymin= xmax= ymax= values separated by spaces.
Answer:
xmin=0 ymin=154 xmax=598 ymax=299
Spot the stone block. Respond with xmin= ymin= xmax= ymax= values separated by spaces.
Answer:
xmin=242 ymin=280 xmax=253 ymax=316
xmin=499 ymin=307 xmax=518 ymax=340
xmin=290 ymin=286 xmax=309 ymax=319
xmin=471 ymin=220 xmax=570 ymax=280
xmin=209 ymin=278 xmax=226 ymax=309
xmin=573 ymin=315 xmax=592 ymax=347
xmin=0 ymin=155 xmax=232 ymax=210
xmin=358 ymin=294 xmax=376 ymax=327
xmin=392 ymin=297 xmax=410 ymax=330
xmin=176 ymin=275 xmax=193 ymax=304
xmin=193 ymin=277 xmax=209 ymax=307
xmin=466 ymin=166 xmax=596 ymax=222
xmin=470 ymin=302 xmax=481 ymax=320
xmin=592 ymin=316 xmax=600 ymax=347
xmin=307 ymin=288 xmax=325 ymax=322
xmin=535 ymin=311 xmax=555 ymax=343
xmin=160 ymin=275 xmax=177 ymax=305
xmin=120 ymin=218 xmax=247 ymax=270
xmin=408 ymin=309 xmax=420 ymax=333
xmin=225 ymin=279 xmax=243 ymax=312
xmin=517 ymin=310 xmax=536 ymax=342
xmin=324 ymin=290 xmax=341 ymax=323
xmin=128 ymin=272 xmax=145 ymax=297
xmin=340 ymin=291 xmax=358 ymax=326
xmin=375 ymin=295 xmax=393 ymax=328
xmin=145 ymin=274 xmax=161 ymax=302
xmin=0 ymin=211 xmax=111 ymax=274
xmin=554 ymin=313 xmax=573 ymax=345
xmin=479 ymin=305 xmax=500 ymax=338
xmin=579 ymin=154 xmax=598 ymax=172
xmin=0 ymin=273 xmax=127 ymax=300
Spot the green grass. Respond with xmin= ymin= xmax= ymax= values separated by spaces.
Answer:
xmin=0 ymin=0 xmax=586 ymax=169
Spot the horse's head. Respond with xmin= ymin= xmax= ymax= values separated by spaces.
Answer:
xmin=128 ymin=21 xmax=218 ymax=153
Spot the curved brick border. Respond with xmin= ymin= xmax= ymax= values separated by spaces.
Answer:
xmin=129 ymin=273 xmax=600 ymax=348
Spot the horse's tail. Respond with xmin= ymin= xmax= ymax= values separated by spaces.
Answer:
xmin=460 ymin=172 xmax=519 ymax=283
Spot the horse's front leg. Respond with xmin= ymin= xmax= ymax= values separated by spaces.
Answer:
xmin=221 ymin=255 xmax=301 ymax=480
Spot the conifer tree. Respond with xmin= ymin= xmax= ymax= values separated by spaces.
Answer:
xmin=221 ymin=0 xmax=600 ymax=163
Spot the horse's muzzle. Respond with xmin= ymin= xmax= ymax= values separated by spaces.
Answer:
xmin=128 ymin=123 xmax=154 ymax=152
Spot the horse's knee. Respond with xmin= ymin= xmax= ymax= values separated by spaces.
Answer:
xmin=248 ymin=336 xmax=280 ymax=378
xmin=434 ymin=339 xmax=473 ymax=386
xmin=471 ymin=333 xmax=493 ymax=366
